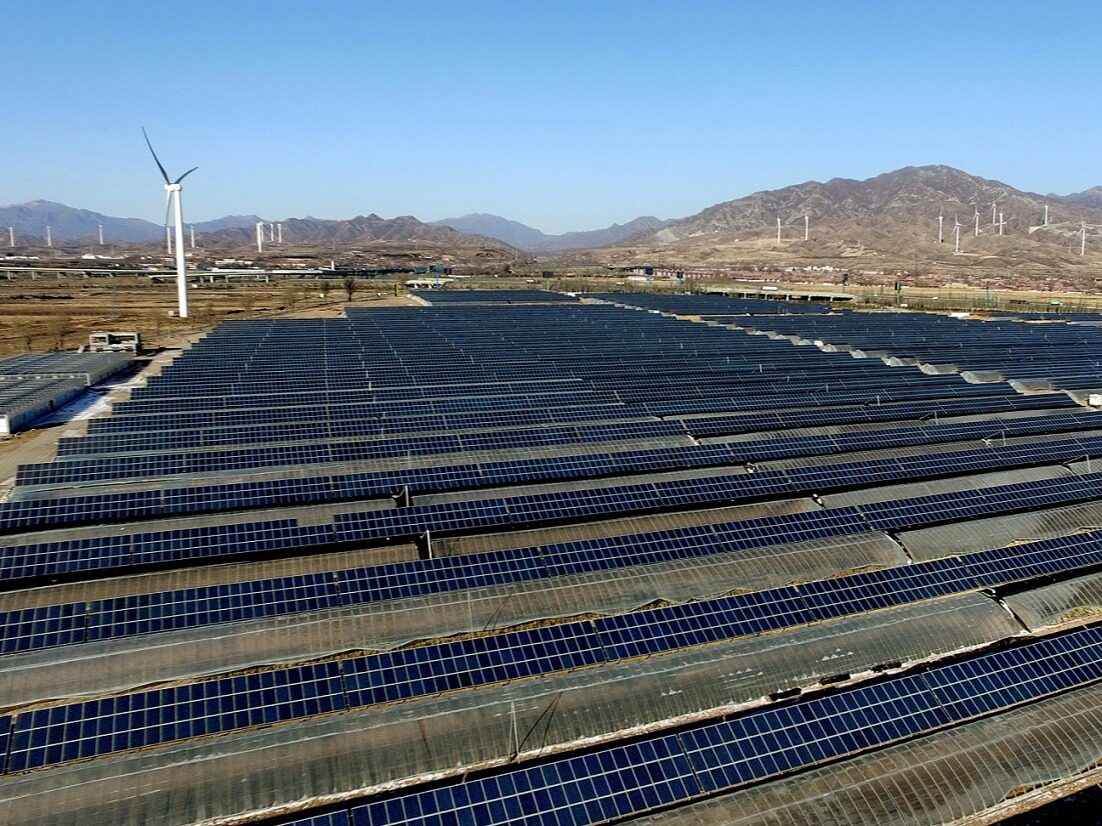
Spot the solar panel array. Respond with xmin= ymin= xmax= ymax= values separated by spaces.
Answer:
xmin=271 ymin=624 xmax=1102 ymax=826
xmin=4 ymin=293 xmax=1102 ymax=826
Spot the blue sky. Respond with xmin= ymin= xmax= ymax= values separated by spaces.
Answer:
xmin=3 ymin=1 xmax=1099 ymax=233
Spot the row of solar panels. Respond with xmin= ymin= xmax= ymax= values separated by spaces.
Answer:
xmin=272 ymin=624 xmax=1102 ymax=826
xmin=122 ymin=350 xmax=993 ymax=400
xmin=76 ymin=386 xmax=1067 ymax=442
xmin=332 ymin=468 xmax=1102 ymax=544
xmin=413 ymin=290 xmax=579 ymax=304
xmin=7 ymin=412 xmax=1086 ymax=535
xmin=5 ymin=440 xmax=1102 ymax=587
xmin=124 ymin=367 xmax=975 ymax=411
xmin=53 ymin=398 xmax=1084 ymax=466
xmin=590 ymin=293 xmax=835 ymax=314
xmin=117 ymin=372 xmax=1012 ymax=421
xmin=3 ymin=538 xmax=1098 ymax=775
xmin=84 ymin=383 xmax=1036 ymax=441
xmin=3 ymin=596 xmax=1097 ymax=804
xmin=47 ymin=403 xmax=1097 ymax=485
xmin=57 ymin=391 xmax=1076 ymax=459
xmin=24 ymin=423 xmax=690 ymax=486
xmin=37 ymin=394 xmax=1084 ymax=487
xmin=4 ymin=500 xmax=1100 ymax=659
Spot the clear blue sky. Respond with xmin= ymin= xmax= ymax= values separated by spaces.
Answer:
xmin=3 ymin=0 xmax=1099 ymax=233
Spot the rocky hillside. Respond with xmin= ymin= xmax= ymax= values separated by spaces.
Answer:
xmin=604 ymin=166 xmax=1102 ymax=269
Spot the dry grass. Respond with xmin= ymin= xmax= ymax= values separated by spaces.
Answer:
xmin=0 ymin=277 xmax=412 ymax=356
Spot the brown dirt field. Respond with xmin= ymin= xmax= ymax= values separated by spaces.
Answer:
xmin=0 ymin=277 xmax=415 ymax=356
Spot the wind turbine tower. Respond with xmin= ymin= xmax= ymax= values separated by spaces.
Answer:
xmin=46 ymin=226 xmax=52 ymax=247
xmin=256 ymin=222 xmax=264 ymax=253
xmin=804 ymin=215 xmax=809 ymax=241
xmin=954 ymin=216 xmax=962 ymax=254
xmin=98 ymin=224 xmax=104 ymax=245
xmin=1044 ymin=204 xmax=1049 ymax=226
xmin=1082 ymin=221 xmax=1088 ymax=256
xmin=277 ymin=223 xmax=283 ymax=243
xmin=142 ymin=127 xmax=196 ymax=320
xmin=776 ymin=218 xmax=781 ymax=242
xmin=938 ymin=212 xmax=944 ymax=244
xmin=992 ymin=202 xmax=997 ymax=226
xmin=190 ymin=225 xmax=195 ymax=249
xmin=999 ymin=212 xmax=1005 ymax=236
xmin=7 ymin=227 xmax=13 ymax=248
xmin=974 ymin=208 xmax=980 ymax=237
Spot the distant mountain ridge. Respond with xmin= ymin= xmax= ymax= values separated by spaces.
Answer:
xmin=607 ymin=165 xmax=1102 ymax=267
xmin=0 ymin=200 xmax=261 ymax=243
xmin=431 ymin=213 xmax=670 ymax=251
xmin=199 ymin=214 xmax=519 ymax=255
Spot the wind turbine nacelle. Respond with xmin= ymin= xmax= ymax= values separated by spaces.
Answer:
xmin=164 ymin=183 xmax=182 ymax=192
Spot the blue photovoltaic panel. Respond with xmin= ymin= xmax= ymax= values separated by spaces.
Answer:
xmin=87 ymin=573 xmax=341 ymax=640
xmin=922 ymin=626 xmax=1102 ymax=722
xmin=0 ymin=602 xmax=86 ymax=654
xmin=679 ymin=673 xmax=949 ymax=793
xmin=0 ymin=716 xmax=10 ymax=775
xmin=350 ymin=733 xmax=700 ymax=826
xmin=279 ymin=814 xmax=349 ymax=826
xmin=962 ymin=531 xmax=1102 ymax=588
xmin=342 ymin=624 xmax=606 ymax=708
xmin=798 ymin=557 xmax=977 ymax=620
xmin=6 ymin=662 xmax=346 ymax=771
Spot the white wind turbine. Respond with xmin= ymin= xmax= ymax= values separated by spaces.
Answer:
xmin=973 ymin=207 xmax=980 ymax=237
xmin=143 ymin=127 xmax=196 ymax=319
xmin=937 ymin=211 xmax=944 ymax=244
xmin=954 ymin=216 xmax=962 ymax=253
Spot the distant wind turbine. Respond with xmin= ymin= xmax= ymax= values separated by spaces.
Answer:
xmin=803 ymin=215 xmax=809 ymax=241
xmin=973 ymin=208 xmax=980 ymax=237
xmin=7 ymin=227 xmax=13 ymax=248
xmin=1082 ymin=221 xmax=1088 ymax=256
xmin=1044 ymin=204 xmax=1049 ymax=226
xmin=776 ymin=217 xmax=781 ymax=242
xmin=143 ymin=127 xmax=196 ymax=319
xmin=98 ymin=224 xmax=104 ymax=245
xmin=999 ymin=212 xmax=1006 ymax=236
xmin=277 ymin=223 xmax=283 ymax=243
xmin=256 ymin=222 xmax=264 ymax=253
xmin=937 ymin=212 xmax=944 ymax=244
xmin=954 ymin=216 xmax=962 ymax=254
xmin=992 ymin=201 xmax=997 ymax=226
xmin=46 ymin=225 xmax=52 ymax=247
xmin=190 ymin=225 xmax=195 ymax=250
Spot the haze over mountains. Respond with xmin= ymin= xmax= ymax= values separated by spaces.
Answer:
xmin=6 ymin=166 xmax=1102 ymax=268
xmin=429 ymin=214 xmax=669 ymax=252
xmin=0 ymin=200 xmax=262 ymax=244
xmin=199 ymin=214 xmax=515 ymax=252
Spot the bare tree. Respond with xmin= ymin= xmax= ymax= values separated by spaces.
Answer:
xmin=343 ymin=277 xmax=358 ymax=302
xmin=45 ymin=315 xmax=72 ymax=351
xmin=281 ymin=284 xmax=299 ymax=310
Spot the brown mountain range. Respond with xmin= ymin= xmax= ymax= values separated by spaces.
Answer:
xmin=591 ymin=166 xmax=1102 ymax=271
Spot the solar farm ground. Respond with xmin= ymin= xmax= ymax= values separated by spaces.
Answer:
xmin=3 ymin=290 xmax=1102 ymax=825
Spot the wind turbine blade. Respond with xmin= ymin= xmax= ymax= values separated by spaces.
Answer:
xmin=142 ymin=127 xmax=171 ymax=184
xmin=164 ymin=190 xmax=173 ymax=229
xmin=174 ymin=167 xmax=198 ymax=185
